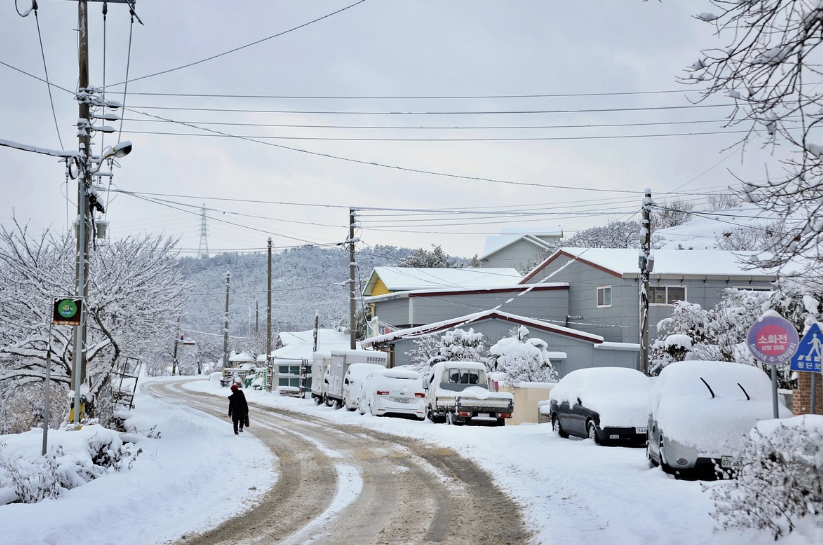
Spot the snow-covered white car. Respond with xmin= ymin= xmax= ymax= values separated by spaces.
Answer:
xmin=425 ymin=361 xmax=514 ymax=426
xmin=358 ymin=368 xmax=426 ymax=420
xmin=545 ymin=367 xmax=652 ymax=446
xmin=342 ymin=363 xmax=386 ymax=411
xmin=647 ymin=360 xmax=792 ymax=479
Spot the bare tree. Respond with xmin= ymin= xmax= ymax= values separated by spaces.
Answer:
xmin=0 ymin=221 xmax=186 ymax=428
xmin=686 ymin=2 xmax=823 ymax=276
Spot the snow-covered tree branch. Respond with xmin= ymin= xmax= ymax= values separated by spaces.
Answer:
xmin=687 ymin=1 xmax=823 ymax=276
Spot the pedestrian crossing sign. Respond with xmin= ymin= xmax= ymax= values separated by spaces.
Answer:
xmin=790 ymin=323 xmax=823 ymax=373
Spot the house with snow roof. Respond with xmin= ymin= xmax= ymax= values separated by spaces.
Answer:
xmin=362 ymin=309 xmax=637 ymax=376
xmin=521 ymin=248 xmax=777 ymax=345
xmin=478 ymin=227 xmax=563 ymax=271
xmin=362 ymin=266 xmax=522 ymax=297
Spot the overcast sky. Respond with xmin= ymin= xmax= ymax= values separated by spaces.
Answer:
xmin=0 ymin=1 xmax=788 ymax=259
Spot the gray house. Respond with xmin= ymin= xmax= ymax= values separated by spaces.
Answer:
xmin=479 ymin=227 xmax=563 ymax=271
xmin=521 ymin=248 xmax=776 ymax=344
xmin=362 ymin=309 xmax=638 ymax=377
xmin=367 ymin=284 xmax=570 ymax=330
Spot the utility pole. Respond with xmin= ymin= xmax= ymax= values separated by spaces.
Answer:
xmin=172 ymin=316 xmax=181 ymax=376
xmin=267 ymin=238 xmax=273 ymax=391
xmin=639 ymin=189 xmax=653 ymax=375
xmin=223 ymin=272 xmax=231 ymax=371
xmin=313 ymin=311 xmax=319 ymax=353
xmin=71 ymin=0 xmax=92 ymax=423
xmin=255 ymin=300 xmax=259 ymax=334
xmin=348 ymin=209 xmax=357 ymax=350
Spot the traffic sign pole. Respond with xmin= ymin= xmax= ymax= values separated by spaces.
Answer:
xmin=747 ymin=313 xmax=800 ymax=419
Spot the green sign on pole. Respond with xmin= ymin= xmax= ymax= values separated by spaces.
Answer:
xmin=53 ymin=298 xmax=82 ymax=326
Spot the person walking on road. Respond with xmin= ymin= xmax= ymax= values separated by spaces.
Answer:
xmin=228 ymin=383 xmax=249 ymax=435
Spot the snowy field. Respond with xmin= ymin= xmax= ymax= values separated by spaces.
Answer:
xmin=2 ymin=375 xmax=821 ymax=545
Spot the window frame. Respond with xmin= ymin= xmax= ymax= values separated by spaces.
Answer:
xmin=649 ymin=285 xmax=688 ymax=306
xmin=596 ymin=285 xmax=612 ymax=308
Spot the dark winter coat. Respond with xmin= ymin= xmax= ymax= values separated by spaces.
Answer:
xmin=228 ymin=390 xmax=249 ymax=419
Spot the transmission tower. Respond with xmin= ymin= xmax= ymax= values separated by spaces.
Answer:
xmin=198 ymin=204 xmax=210 ymax=258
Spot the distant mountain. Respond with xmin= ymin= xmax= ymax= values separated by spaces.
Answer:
xmin=178 ymin=245 xmax=414 ymax=337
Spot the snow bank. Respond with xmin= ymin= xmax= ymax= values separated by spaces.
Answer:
xmin=549 ymin=367 xmax=652 ymax=427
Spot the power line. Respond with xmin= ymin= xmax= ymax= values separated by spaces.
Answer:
xmin=120 ymin=128 xmax=747 ymax=142
xmin=102 ymin=0 xmax=368 ymax=89
xmin=124 ymin=102 xmax=732 ymax=116
xmin=33 ymin=7 xmax=63 ymax=150
xmin=125 ymin=88 xmax=705 ymax=100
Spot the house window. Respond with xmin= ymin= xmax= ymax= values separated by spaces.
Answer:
xmin=649 ymin=286 xmax=686 ymax=305
xmin=597 ymin=286 xmax=612 ymax=307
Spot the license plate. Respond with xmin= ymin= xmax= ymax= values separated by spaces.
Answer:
xmin=721 ymin=456 xmax=744 ymax=470
xmin=390 ymin=397 xmax=410 ymax=403
xmin=635 ymin=427 xmax=647 ymax=434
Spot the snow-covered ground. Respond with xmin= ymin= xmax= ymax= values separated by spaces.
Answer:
xmin=2 ymin=375 xmax=821 ymax=545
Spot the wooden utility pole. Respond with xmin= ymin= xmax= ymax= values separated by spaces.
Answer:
xmin=223 ymin=272 xmax=231 ymax=370
xmin=267 ymin=238 xmax=273 ymax=391
xmin=639 ymin=189 xmax=653 ymax=374
xmin=348 ymin=209 xmax=357 ymax=349
xmin=172 ymin=316 xmax=181 ymax=376
xmin=313 ymin=311 xmax=319 ymax=352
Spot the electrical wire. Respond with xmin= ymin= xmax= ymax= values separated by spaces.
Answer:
xmin=102 ymin=0 xmax=368 ymax=89
xmin=117 ymin=7 xmax=136 ymax=145
xmin=120 ymin=128 xmax=748 ymax=142
xmin=33 ymin=6 xmax=64 ymax=150
xmin=124 ymin=102 xmax=733 ymax=116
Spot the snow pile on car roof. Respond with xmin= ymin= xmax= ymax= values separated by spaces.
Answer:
xmin=651 ymin=360 xmax=792 ymax=455
xmin=549 ymin=367 xmax=652 ymax=427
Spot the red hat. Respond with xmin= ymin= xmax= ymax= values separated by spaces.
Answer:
xmin=230 ymin=384 xmax=239 ymax=391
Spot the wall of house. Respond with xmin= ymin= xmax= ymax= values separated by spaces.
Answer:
xmin=482 ymin=239 xmax=550 ymax=271
xmin=370 ymin=277 xmax=391 ymax=297
xmin=371 ymin=288 xmax=569 ymax=329
xmin=384 ymin=317 xmax=636 ymax=375
xmin=523 ymin=254 xmax=775 ymax=344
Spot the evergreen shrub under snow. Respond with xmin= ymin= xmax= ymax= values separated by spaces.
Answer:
xmin=707 ymin=416 xmax=823 ymax=540
xmin=0 ymin=424 xmax=143 ymax=504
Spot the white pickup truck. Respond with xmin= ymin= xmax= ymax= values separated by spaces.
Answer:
xmin=424 ymin=361 xmax=514 ymax=426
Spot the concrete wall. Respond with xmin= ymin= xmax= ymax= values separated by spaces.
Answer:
xmin=496 ymin=384 xmax=555 ymax=425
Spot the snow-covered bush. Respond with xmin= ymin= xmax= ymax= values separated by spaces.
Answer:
xmin=707 ymin=416 xmax=823 ymax=540
xmin=405 ymin=328 xmax=488 ymax=377
xmin=650 ymin=301 xmax=709 ymax=375
xmin=489 ymin=326 xmax=558 ymax=384
xmin=0 ymin=425 xmax=142 ymax=504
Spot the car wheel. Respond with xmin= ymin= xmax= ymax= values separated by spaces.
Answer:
xmin=552 ymin=415 xmax=569 ymax=438
xmin=647 ymin=440 xmax=659 ymax=467
xmin=313 ymin=395 xmax=322 ymax=405
xmin=446 ymin=412 xmax=462 ymax=426
xmin=659 ymin=437 xmax=674 ymax=475
xmin=586 ymin=420 xmax=600 ymax=445
xmin=324 ymin=395 xmax=333 ymax=407
xmin=496 ymin=417 xmax=506 ymax=427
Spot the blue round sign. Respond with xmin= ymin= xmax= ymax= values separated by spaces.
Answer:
xmin=747 ymin=314 xmax=799 ymax=365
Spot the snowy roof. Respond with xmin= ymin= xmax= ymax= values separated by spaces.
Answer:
xmin=362 ymin=309 xmax=603 ymax=347
xmin=270 ymin=341 xmax=354 ymax=362
xmin=228 ymin=352 xmax=255 ymax=362
xmin=278 ymin=329 xmax=349 ymax=346
xmin=481 ymin=227 xmax=563 ymax=259
xmin=363 ymin=267 xmax=522 ymax=295
xmin=522 ymin=247 xmax=776 ymax=282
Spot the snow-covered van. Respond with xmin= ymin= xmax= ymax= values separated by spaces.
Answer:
xmin=424 ymin=361 xmax=514 ymax=426
xmin=324 ymin=349 xmax=388 ymax=408
xmin=310 ymin=352 xmax=332 ymax=405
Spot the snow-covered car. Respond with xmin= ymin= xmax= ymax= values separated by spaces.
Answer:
xmin=425 ymin=361 xmax=514 ymax=426
xmin=647 ymin=360 xmax=792 ymax=479
xmin=342 ymin=363 xmax=386 ymax=411
xmin=545 ymin=367 xmax=652 ymax=446
xmin=358 ymin=368 xmax=426 ymax=420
